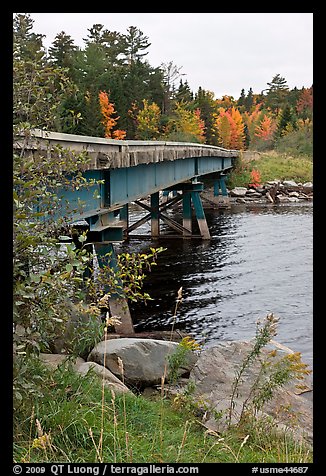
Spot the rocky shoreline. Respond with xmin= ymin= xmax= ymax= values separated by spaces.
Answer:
xmin=202 ymin=179 xmax=313 ymax=207
xmin=39 ymin=333 xmax=313 ymax=446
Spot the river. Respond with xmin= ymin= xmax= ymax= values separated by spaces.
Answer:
xmin=118 ymin=202 xmax=313 ymax=368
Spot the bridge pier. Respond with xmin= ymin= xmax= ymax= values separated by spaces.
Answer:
xmin=125 ymin=181 xmax=210 ymax=240
xmin=94 ymin=242 xmax=135 ymax=335
xmin=150 ymin=192 xmax=160 ymax=238
xmin=182 ymin=191 xmax=192 ymax=236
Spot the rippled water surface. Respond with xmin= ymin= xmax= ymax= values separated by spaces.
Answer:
xmin=120 ymin=203 xmax=313 ymax=367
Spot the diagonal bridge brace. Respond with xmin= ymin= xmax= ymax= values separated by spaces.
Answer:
xmin=125 ymin=182 xmax=210 ymax=240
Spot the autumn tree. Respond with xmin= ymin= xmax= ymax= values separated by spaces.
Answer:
xmin=296 ymin=87 xmax=313 ymax=120
xmin=98 ymin=90 xmax=126 ymax=139
xmin=164 ymin=102 xmax=205 ymax=143
xmin=215 ymin=95 xmax=236 ymax=110
xmin=254 ymin=114 xmax=276 ymax=149
xmin=214 ymin=107 xmax=245 ymax=149
xmin=215 ymin=113 xmax=231 ymax=149
xmin=135 ymin=99 xmax=161 ymax=140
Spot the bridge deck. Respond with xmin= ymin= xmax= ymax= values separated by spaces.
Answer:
xmin=16 ymin=129 xmax=239 ymax=170
xmin=16 ymin=130 xmax=239 ymax=214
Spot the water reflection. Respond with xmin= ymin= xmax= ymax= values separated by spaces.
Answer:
xmin=120 ymin=203 xmax=313 ymax=366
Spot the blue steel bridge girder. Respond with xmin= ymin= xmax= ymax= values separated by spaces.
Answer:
xmin=54 ymin=155 xmax=232 ymax=242
xmin=107 ymin=155 xmax=233 ymax=210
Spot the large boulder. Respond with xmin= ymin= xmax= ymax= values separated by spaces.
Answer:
xmin=77 ymin=362 xmax=131 ymax=395
xmin=39 ymin=353 xmax=85 ymax=371
xmin=189 ymin=340 xmax=313 ymax=442
xmin=87 ymin=337 xmax=198 ymax=388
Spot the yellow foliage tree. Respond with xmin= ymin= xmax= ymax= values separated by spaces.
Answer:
xmin=135 ymin=99 xmax=161 ymax=140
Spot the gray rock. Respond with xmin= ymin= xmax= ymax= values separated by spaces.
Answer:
xmin=230 ymin=187 xmax=248 ymax=197
xmin=189 ymin=340 xmax=312 ymax=442
xmin=303 ymin=181 xmax=313 ymax=189
xmin=77 ymin=362 xmax=131 ymax=394
xmin=87 ymin=337 xmax=198 ymax=387
xmin=283 ymin=180 xmax=298 ymax=188
xmin=39 ymin=353 xmax=85 ymax=371
xmin=247 ymin=191 xmax=262 ymax=198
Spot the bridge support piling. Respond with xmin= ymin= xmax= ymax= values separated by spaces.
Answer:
xmin=151 ymin=192 xmax=160 ymax=238
xmin=190 ymin=190 xmax=211 ymax=240
xmin=94 ymin=242 xmax=135 ymax=335
xmin=213 ymin=174 xmax=230 ymax=208
xmin=182 ymin=191 xmax=192 ymax=236
xmin=214 ymin=174 xmax=228 ymax=197
xmin=120 ymin=204 xmax=129 ymax=237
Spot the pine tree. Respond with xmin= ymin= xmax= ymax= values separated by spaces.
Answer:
xmin=175 ymin=80 xmax=193 ymax=103
xmin=265 ymin=74 xmax=289 ymax=114
xmin=237 ymin=88 xmax=246 ymax=109
xmin=277 ymin=104 xmax=297 ymax=137
xmin=13 ymin=13 xmax=46 ymax=61
xmin=194 ymin=88 xmax=218 ymax=145
xmin=244 ymin=87 xmax=254 ymax=112
xmin=48 ymin=31 xmax=77 ymax=71
xmin=124 ymin=26 xmax=151 ymax=64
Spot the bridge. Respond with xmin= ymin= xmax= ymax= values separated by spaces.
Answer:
xmin=16 ymin=129 xmax=239 ymax=241
xmin=15 ymin=129 xmax=239 ymax=333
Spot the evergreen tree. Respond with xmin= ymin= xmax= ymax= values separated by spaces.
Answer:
xmin=194 ymin=87 xmax=217 ymax=145
xmin=244 ymin=87 xmax=254 ymax=112
xmin=237 ymin=88 xmax=246 ymax=108
xmin=175 ymin=80 xmax=193 ymax=103
xmin=13 ymin=13 xmax=46 ymax=61
xmin=48 ymin=31 xmax=77 ymax=71
xmin=265 ymin=74 xmax=289 ymax=114
xmin=83 ymin=24 xmax=106 ymax=46
xmin=124 ymin=26 xmax=150 ymax=64
xmin=277 ymin=104 xmax=297 ymax=137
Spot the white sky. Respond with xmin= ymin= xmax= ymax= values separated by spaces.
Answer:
xmin=24 ymin=12 xmax=313 ymax=99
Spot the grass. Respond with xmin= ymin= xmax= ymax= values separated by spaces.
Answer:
xmin=13 ymin=356 xmax=312 ymax=464
xmin=228 ymin=150 xmax=313 ymax=189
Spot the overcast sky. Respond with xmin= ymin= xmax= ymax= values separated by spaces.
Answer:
xmin=25 ymin=12 xmax=313 ymax=99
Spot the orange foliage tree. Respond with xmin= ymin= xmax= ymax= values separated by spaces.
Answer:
xmin=296 ymin=87 xmax=313 ymax=119
xmin=98 ymin=90 xmax=126 ymax=139
xmin=255 ymin=114 xmax=276 ymax=142
xmin=214 ymin=107 xmax=245 ymax=149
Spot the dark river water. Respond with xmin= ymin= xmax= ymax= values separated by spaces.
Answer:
xmin=117 ymin=202 xmax=313 ymax=368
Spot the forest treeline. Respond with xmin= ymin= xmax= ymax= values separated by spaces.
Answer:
xmin=13 ymin=13 xmax=313 ymax=153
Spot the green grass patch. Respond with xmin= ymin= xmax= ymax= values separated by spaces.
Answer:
xmin=228 ymin=151 xmax=313 ymax=189
xmin=13 ymin=358 xmax=312 ymax=464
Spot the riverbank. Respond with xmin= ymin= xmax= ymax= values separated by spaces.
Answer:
xmin=202 ymin=178 xmax=313 ymax=209
xmin=13 ymin=331 xmax=313 ymax=464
